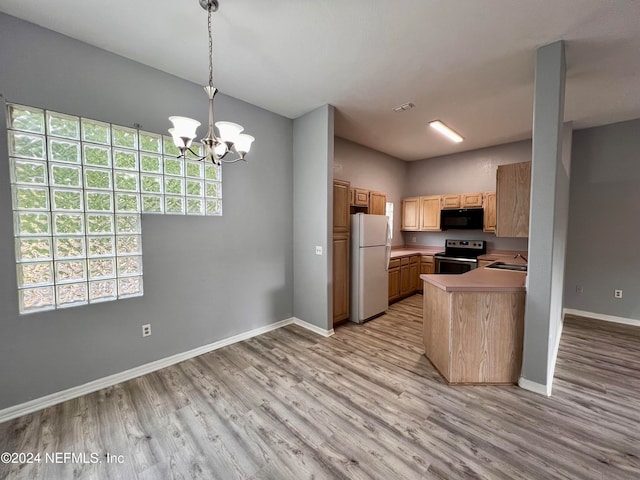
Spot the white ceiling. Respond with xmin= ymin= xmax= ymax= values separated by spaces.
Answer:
xmin=2 ymin=0 xmax=640 ymax=161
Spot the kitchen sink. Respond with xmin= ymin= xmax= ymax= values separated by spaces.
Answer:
xmin=486 ymin=262 xmax=527 ymax=272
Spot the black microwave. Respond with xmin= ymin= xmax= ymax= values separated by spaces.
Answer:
xmin=440 ymin=208 xmax=484 ymax=230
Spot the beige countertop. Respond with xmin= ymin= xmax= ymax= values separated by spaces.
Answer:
xmin=421 ymin=258 xmax=527 ymax=293
xmin=390 ymin=247 xmax=441 ymax=258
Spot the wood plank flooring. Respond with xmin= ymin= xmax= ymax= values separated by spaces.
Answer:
xmin=1 ymin=295 xmax=639 ymax=479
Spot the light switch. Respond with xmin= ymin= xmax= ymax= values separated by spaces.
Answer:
xmin=315 ymin=246 xmax=323 ymax=255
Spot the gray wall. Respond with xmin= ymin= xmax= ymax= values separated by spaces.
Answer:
xmin=521 ymin=41 xmax=569 ymax=391
xmin=293 ymin=105 xmax=334 ymax=330
xmin=0 ymin=13 xmax=294 ymax=410
xmin=403 ymin=141 xmax=531 ymax=251
xmin=333 ymin=137 xmax=407 ymax=245
xmin=564 ymin=118 xmax=640 ymax=321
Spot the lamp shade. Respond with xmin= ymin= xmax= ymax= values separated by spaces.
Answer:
xmin=215 ymin=121 xmax=243 ymax=144
xmin=235 ymin=133 xmax=255 ymax=154
xmin=168 ymin=116 xmax=201 ymax=143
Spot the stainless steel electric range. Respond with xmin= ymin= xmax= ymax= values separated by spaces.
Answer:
xmin=434 ymin=239 xmax=487 ymax=274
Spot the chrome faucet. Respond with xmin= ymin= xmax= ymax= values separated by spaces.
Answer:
xmin=514 ymin=253 xmax=528 ymax=263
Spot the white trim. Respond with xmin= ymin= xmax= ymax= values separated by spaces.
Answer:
xmin=564 ymin=308 xmax=640 ymax=328
xmin=519 ymin=377 xmax=551 ymax=396
xmin=0 ymin=317 xmax=297 ymax=424
xmin=292 ymin=316 xmax=335 ymax=337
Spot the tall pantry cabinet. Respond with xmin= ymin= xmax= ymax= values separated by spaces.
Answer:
xmin=333 ymin=180 xmax=350 ymax=325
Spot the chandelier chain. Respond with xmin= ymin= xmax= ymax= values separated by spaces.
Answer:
xmin=208 ymin=5 xmax=214 ymax=88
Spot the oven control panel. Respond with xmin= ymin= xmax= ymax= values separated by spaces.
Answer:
xmin=445 ymin=239 xmax=486 ymax=250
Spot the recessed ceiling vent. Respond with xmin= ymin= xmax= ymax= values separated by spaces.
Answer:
xmin=392 ymin=102 xmax=415 ymax=112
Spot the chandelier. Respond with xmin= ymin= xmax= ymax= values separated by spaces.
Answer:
xmin=168 ymin=0 xmax=254 ymax=165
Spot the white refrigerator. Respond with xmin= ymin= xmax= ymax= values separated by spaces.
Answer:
xmin=350 ymin=213 xmax=390 ymax=323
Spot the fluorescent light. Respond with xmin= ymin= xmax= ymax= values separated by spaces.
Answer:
xmin=429 ymin=120 xmax=463 ymax=143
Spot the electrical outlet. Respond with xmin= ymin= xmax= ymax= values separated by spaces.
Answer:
xmin=411 ymin=236 xmax=417 ymax=243
xmin=315 ymin=246 xmax=323 ymax=255
xmin=142 ymin=324 xmax=151 ymax=337
xmin=614 ymin=289 xmax=623 ymax=299
xmin=576 ymin=285 xmax=583 ymax=294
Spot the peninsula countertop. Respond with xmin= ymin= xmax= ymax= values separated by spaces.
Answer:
xmin=420 ymin=258 xmax=527 ymax=293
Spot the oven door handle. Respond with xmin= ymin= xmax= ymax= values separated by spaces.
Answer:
xmin=435 ymin=256 xmax=478 ymax=264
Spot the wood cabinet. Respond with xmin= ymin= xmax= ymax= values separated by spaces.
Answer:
xmin=388 ymin=258 xmax=401 ymax=302
xmin=389 ymin=254 xmax=421 ymax=303
xmin=419 ymin=196 xmax=441 ymax=231
xmin=401 ymin=195 xmax=441 ymax=231
xmin=441 ymin=192 xmax=483 ymax=209
xmin=333 ymin=180 xmax=350 ymax=234
xmin=409 ymin=256 xmax=420 ymax=292
xmin=483 ymin=191 xmax=496 ymax=233
xmin=441 ymin=194 xmax=461 ymax=209
xmin=352 ymin=188 xmax=369 ymax=207
xmin=332 ymin=234 xmax=349 ymax=323
xmin=496 ymin=161 xmax=531 ymax=238
xmin=332 ymin=179 xmax=351 ymax=325
xmin=423 ymin=283 xmax=526 ymax=384
xmin=420 ymin=256 xmax=434 ymax=274
xmin=401 ymin=197 xmax=420 ymax=231
xmin=462 ymin=192 xmax=484 ymax=208
xmin=368 ymin=191 xmax=386 ymax=215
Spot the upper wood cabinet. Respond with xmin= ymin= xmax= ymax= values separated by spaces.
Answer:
xmin=441 ymin=192 xmax=483 ymax=209
xmin=483 ymin=191 xmax=496 ymax=233
xmin=369 ymin=191 xmax=386 ymax=215
xmin=420 ymin=196 xmax=441 ymax=231
xmin=333 ymin=179 xmax=351 ymax=233
xmin=401 ymin=196 xmax=441 ymax=231
xmin=462 ymin=193 xmax=483 ymax=208
xmin=496 ymin=161 xmax=531 ymax=238
xmin=441 ymin=194 xmax=461 ymax=209
xmin=401 ymin=197 xmax=420 ymax=231
xmin=352 ymin=188 xmax=369 ymax=207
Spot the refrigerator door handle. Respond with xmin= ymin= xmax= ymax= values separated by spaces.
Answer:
xmin=385 ymin=219 xmax=391 ymax=271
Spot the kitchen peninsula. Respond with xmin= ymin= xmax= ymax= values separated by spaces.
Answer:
xmin=421 ymin=261 xmax=527 ymax=384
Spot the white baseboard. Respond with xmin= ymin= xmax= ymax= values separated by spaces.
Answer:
xmin=563 ymin=308 xmax=640 ymax=327
xmin=519 ymin=377 xmax=551 ymax=396
xmin=292 ymin=317 xmax=335 ymax=337
xmin=1 ymin=315 xmax=340 ymax=424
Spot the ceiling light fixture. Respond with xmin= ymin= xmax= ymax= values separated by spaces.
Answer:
xmin=429 ymin=120 xmax=463 ymax=143
xmin=168 ymin=0 xmax=254 ymax=165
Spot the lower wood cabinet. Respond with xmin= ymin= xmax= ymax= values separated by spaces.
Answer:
xmin=389 ymin=255 xmax=421 ymax=304
xmin=332 ymin=233 xmax=350 ymax=323
xmin=388 ymin=258 xmax=401 ymax=302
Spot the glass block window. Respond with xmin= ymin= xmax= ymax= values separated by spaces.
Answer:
xmin=7 ymin=103 xmax=223 ymax=314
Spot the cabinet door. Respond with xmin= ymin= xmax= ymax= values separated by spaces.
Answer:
xmin=420 ymin=256 xmax=434 ymax=274
xmin=350 ymin=187 xmax=355 ymax=206
xmin=401 ymin=197 xmax=420 ymax=231
xmin=409 ymin=261 xmax=419 ymax=293
xmin=400 ymin=264 xmax=412 ymax=297
xmin=332 ymin=234 xmax=350 ymax=323
xmin=441 ymin=194 xmax=461 ymax=209
xmin=369 ymin=191 xmax=386 ymax=215
xmin=388 ymin=267 xmax=400 ymax=303
xmin=496 ymin=162 xmax=531 ymax=237
xmin=483 ymin=191 xmax=496 ymax=233
xmin=353 ymin=188 xmax=369 ymax=207
xmin=333 ymin=180 xmax=350 ymax=233
xmin=462 ymin=193 xmax=483 ymax=208
xmin=420 ymin=196 xmax=441 ymax=231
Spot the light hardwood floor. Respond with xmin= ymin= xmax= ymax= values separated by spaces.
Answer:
xmin=1 ymin=295 xmax=639 ymax=479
